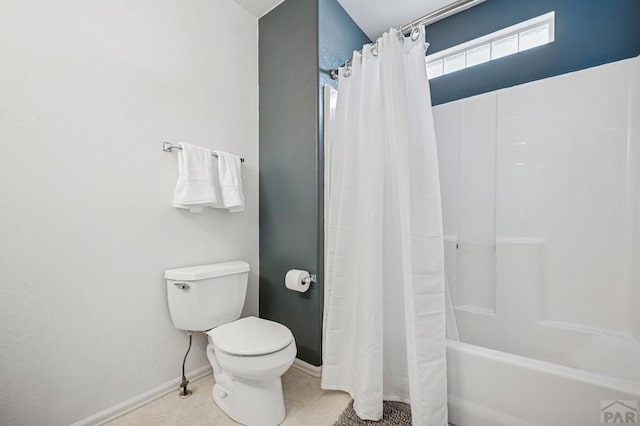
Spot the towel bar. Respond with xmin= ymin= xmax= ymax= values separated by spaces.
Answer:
xmin=163 ymin=142 xmax=245 ymax=163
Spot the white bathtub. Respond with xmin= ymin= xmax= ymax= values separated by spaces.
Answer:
xmin=446 ymin=340 xmax=640 ymax=426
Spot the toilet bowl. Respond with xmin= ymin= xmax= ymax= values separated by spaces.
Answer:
xmin=206 ymin=316 xmax=297 ymax=426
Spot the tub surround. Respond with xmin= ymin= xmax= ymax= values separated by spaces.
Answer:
xmin=632 ymin=56 xmax=640 ymax=343
xmin=436 ymin=57 xmax=640 ymax=425
xmin=435 ymin=57 xmax=640 ymax=378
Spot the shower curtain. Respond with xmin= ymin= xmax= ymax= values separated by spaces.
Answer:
xmin=322 ymin=27 xmax=448 ymax=425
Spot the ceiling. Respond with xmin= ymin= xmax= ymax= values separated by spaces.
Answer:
xmin=232 ymin=0 xmax=467 ymax=41
xmin=337 ymin=0 xmax=467 ymax=40
xmin=233 ymin=0 xmax=285 ymax=18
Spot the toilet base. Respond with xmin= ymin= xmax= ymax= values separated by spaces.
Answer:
xmin=206 ymin=332 xmax=296 ymax=426
xmin=213 ymin=377 xmax=286 ymax=426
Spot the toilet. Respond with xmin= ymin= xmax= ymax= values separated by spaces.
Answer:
xmin=165 ymin=261 xmax=296 ymax=426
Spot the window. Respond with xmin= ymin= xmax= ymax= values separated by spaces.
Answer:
xmin=426 ymin=11 xmax=555 ymax=79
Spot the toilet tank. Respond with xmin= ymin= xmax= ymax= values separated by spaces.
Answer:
xmin=165 ymin=261 xmax=249 ymax=331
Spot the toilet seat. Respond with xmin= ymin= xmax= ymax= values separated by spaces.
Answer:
xmin=207 ymin=316 xmax=293 ymax=356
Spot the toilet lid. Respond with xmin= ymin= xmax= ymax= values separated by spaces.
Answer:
xmin=207 ymin=316 xmax=294 ymax=356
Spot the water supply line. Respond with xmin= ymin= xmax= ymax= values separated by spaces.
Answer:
xmin=179 ymin=332 xmax=193 ymax=398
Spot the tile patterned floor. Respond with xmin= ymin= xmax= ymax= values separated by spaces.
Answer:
xmin=106 ymin=367 xmax=352 ymax=426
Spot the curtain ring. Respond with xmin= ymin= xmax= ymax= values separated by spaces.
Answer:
xmin=343 ymin=58 xmax=352 ymax=77
xmin=371 ymin=41 xmax=379 ymax=57
xmin=396 ymin=29 xmax=405 ymax=44
xmin=410 ymin=25 xmax=421 ymax=41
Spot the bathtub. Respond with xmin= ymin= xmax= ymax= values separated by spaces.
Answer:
xmin=446 ymin=340 xmax=640 ymax=426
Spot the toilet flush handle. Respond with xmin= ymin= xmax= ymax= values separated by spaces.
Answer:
xmin=173 ymin=282 xmax=190 ymax=290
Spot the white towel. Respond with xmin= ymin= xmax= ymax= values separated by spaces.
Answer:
xmin=173 ymin=143 xmax=217 ymax=213
xmin=213 ymin=151 xmax=244 ymax=212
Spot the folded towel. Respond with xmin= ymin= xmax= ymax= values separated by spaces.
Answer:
xmin=213 ymin=151 xmax=244 ymax=212
xmin=173 ymin=143 xmax=217 ymax=213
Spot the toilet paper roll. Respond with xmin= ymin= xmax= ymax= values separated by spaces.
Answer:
xmin=285 ymin=269 xmax=311 ymax=293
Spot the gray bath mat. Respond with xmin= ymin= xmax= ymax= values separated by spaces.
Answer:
xmin=333 ymin=400 xmax=412 ymax=425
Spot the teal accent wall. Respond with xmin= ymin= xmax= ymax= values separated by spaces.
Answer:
xmin=427 ymin=0 xmax=640 ymax=105
xmin=319 ymin=0 xmax=371 ymax=90
xmin=259 ymin=0 xmax=367 ymax=366
xmin=259 ymin=0 xmax=322 ymax=365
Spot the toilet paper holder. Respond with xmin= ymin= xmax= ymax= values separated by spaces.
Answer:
xmin=302 ymin=274 xmax=317 ymax=284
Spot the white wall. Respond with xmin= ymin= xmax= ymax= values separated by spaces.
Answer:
xmin=0 ymin=1 xmax=258 ymax=424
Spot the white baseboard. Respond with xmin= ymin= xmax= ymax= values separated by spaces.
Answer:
xmin=291 ymin=358 xmax=322 ymax=378
xmin=71 ymin=364 xmax=212 ymax=426
xmin=74 ymin=358 xmax=320 ymax=425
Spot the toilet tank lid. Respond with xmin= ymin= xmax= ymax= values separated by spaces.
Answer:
xmin=164 ymin=261 xmax=250 ymax=281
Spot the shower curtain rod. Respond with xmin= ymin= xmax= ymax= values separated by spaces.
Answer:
xmin=329 ymin=0 xmax=485 ymax=79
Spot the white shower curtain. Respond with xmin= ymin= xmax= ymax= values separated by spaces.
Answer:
xmin=322 ymin=27 xmax=448 ymax=425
